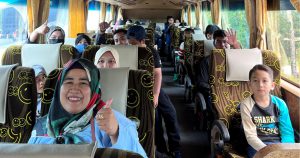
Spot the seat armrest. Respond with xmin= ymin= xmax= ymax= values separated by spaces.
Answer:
xmin=210 ymin=120 xmax=230 ymax=158
xmin=254 ymin=143 xmax=300 ymax=158
xmin=195 ymin=92 xmax=206 ymax=111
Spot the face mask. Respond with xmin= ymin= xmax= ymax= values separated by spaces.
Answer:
xmin=48 ymin=39 xmax=64 ymax=44
xmin=75 ymin=44 xmax=88 ymax=54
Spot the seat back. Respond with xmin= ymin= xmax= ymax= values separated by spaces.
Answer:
xmin=209 ymin=49 xmax=281 ymax=127
xmin=1 ymin=44 xmax=77 ymax=68
xmin=145 ymin=28 xmax=155 ymax=47
xmin=0 ymin=66 xmax=36 ymax=143
xmin=105 ymin=33 xmax=114 ymax=45
xmin=170 ymin=26 xmax=181 ymax=49
xmin=41 ymin=68 xmax=63 ymax=116
xmin=127 ymin=69 xmax=154 ymax=158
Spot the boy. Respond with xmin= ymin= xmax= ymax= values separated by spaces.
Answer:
xmin=32 ymin=65 xmax=47 ymax=118
xmin=241 ymin=64 xmax=295 ymax=158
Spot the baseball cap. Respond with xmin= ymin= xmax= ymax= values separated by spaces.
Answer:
xmin=127 ymin=25 xmax=146 ymax=41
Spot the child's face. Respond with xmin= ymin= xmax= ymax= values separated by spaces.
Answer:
xmin=249 ymin=70 xmax=275 ymax=97
xmin=36 ymin=74 xmax=46 ymax=94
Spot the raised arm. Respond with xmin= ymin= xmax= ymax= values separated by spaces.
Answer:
xmin=29 ymin=20 xmax=50 ymax=43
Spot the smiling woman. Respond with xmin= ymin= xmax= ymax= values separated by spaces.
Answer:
xmin=28 ymin=58 xmax=147 ymax=158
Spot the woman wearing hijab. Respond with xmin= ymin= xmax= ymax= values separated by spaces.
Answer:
xmin=94 ymin=46 xmax=119 ymax=68
xmin=28 ymin=20 xmax=65 ymax=44
xmin=75 ymin=34 xmax=92 ymax=56
xmin=28 ymin=58 xmax=147 ymax=158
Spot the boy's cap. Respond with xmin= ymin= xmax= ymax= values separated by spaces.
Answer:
xmin=127 ymin=25 xmax=146 ymax=41
xmin=32 ymin=65 xmax=46 ymax=77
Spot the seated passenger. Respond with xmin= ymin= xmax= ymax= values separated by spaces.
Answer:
xmin=94 ymin=46 xmax=119 ymax=68
xmin=213 ymin=29 xmax=241 ymax=49
xmin=95 ymin=22 xmax=110 ymax=45
xmin=113 ymin=29 xmax=128 ymax=45
xmin=241 ymin=64 xmax=295 ymax=158
xmin=204 ymin=24 xmax=220 ymax=40
xmin=75 ymin=34 xmax=91 ymax=56
xmin=28 ymin=20 xmax=65 ymax=44
xmin=28 ymin=58 xmax=147 ymax=158
xmin=32 ymin=65 xmax=47 ymax=118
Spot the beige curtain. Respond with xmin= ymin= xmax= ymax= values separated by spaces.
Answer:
xmin=100 ymin=2 xmax=106 ymax=22
xmin=211 ymin=0 xmax=221 ymax=26
xmin=181 ymin=8 xmax=185 ymax=23
xmin=195 ymin=2 xmax=202 ymax=29
xmin=290 ymin=0 xmax=300 ymax=12
xmin=255 ymin=0 xmax=267 ymax=49
xmin=187 ymin=5 xmax=192 ymax=26
xmin=245 ymin=0 xmax=256 ymax=48
xmin=68 ymin=0 xmax=88 ymax=38
xmin=27 ymin=0 xmax=50 ymax=43
xmin=116 ymin=7 xmax=123 ymax=21
xmin=110 ymin=5 xmax=116 ymax=23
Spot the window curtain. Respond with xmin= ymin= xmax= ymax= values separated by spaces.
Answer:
xmin=110 ymin=5 xmax=116 ymax=24
xmin=255 ymin=0 xmax=267 ymax=49
xmin=245 ymin=0 xmax=256 ymax=48
xmin=68 ymin=0 xmax=88 ymax=38
xmin=116 ymin=7 xmax=123 ymax=21
xmin=100 ymin=2 xmax=106 ymax=22
xmin=187 ymin=5 xmax=192 ymax=26
xmin=181 ymin=8 xmax=185 ymax=23
xmin=290 ymin=0 xmax=300 ymax=12
xmin=211 ymin=0 xmax=221 ymax=26
xmin=27 ymin=0 xmax=50 ymax=43
xmin=195 ymin=2 xmax=202 ymax=29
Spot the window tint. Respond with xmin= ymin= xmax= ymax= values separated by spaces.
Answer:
xmin=0 ymin=0 xmax=27 ymax=65
xmin=267 ymin=10 xmax=300 ymax=84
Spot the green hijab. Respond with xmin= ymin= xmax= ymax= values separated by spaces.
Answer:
xmin=46 ymin=58 xmax=104 ymax=143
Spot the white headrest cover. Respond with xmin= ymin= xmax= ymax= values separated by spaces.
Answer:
xmin=204 ymin=40 xmax=215 ymax=57
xmin=100 ymin=45 xmax=138 ymax=70
xmin=21 ymin=43 xmax=61 ymax=75
xmin=99 ymin=67 xmax=129 ymax=115
xmin=0 ymin=143 xmax=97 ymax=158
xmin=226 ymin=48 xmax=262 ymax=81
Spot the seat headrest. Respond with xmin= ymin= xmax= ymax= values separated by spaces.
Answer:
xmin=0 ymin=143 xmax=97 ymax=158
xmin=21 ymin=43 xmax=61 ymax=75
xmin=100 ymin=45 xmax=138 ymax=70
xmin=226 ymin=48 xmax=262 ymax=81
xmin=64 ymin=38 xmax=76 ymax=46
xmin=192 ymin=33 xmax=206 ymax=41
xmin=203 ymin=40 xmax=214 ymax=57
xmin=99 ymin=67 xmax=129 ymax=115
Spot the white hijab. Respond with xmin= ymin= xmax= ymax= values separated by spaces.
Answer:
xmin=94 ymin=46 xmax=120 ymax=67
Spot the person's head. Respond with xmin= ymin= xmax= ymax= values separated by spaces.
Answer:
xmin=32 ymin=65 xmax=47 ymax=94
xmin=75 ymin=34 xmax=91 ymax=54
xmin=99 ymin=22 xmax=110 ymax=33
xmin=94 ymin=46 xmax=119 ymax=68
xmin=213 ymin=29 xmax=230 ymax=49
xmin=113 ymin=29 xmax=128 ymax=45
xmin=205 ymin=24 xmax=220 ymax=40
xmin=46 ymin=58 xmax=102 ymax=139
xmin=249 ymin=64 xmax=275 ymax=97
xmin=46 ymin=26 xmax=65 ymax=44
xmin=183 ymin=28 xmax=194 ymax=38
xmin=167 ymin=16 xmax=174 ymax=25
xmin=127 ymin=25 xmax=146 ymax=46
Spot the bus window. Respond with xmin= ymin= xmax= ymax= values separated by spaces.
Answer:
xmin=48 ymin=0 xmax=69 ymax=37
xmin=267 ymin=10 xmax=300 ymax=84
xmin=202 ymin=1 xmax=212 ymax=30
xmin=0 ymin=0 xmax=27 ymax=64
xmin=87 ymin=1 xmax=101 ymax=32
xmin=221 ymin=0 xmax=249 ymax=48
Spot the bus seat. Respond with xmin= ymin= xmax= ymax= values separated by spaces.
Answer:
xmin=0 ymin=143 xmax=143 ymax=158
xmin=105 ymin=33 xmax=114 ymax=45
xmin=64 ymin=38 xmax=76 ymax=46
xmin=209 ymin=49 xmax=281 ymax=157
xmin=170 ymin=26 xmax=181 ymax=50
xmin=0 ymin=65 xmax=36 ymax=143
xmin=192 ymin=33 xmax=206 ymax=41
xmin=40 ymin=68 xmax=63 ymax=116
xmin=83 ymin=45 xmax=139 ymax=70
xmin=253 ymin=143 xmax=300 ymax=158
xmin=127 ymin=69 xmax=154 ymax=158
xmin=1 ymin=44 xmax=77 ymax=68
xmin=99 ymin=68 xmax=129 ymax=115
xmin=183 ymin=35 xmax=194 ymax=103
xmin=145 ymin=28 xmax=155 ymax=47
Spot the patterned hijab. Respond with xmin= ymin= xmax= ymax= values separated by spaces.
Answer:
xmin=46 ymin=58 xmax=104 ymax=143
